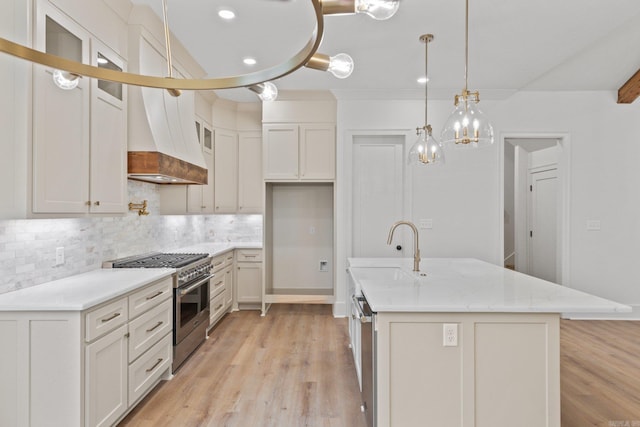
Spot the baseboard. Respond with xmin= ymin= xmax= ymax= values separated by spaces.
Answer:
xmin=562 ymin=304 xmax=640 ymax=320
xmin=333 ymin=301 xmax=347 ymax=318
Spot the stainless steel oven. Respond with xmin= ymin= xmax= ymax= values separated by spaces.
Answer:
xmin=354 ymin=294 xmax=376 ymax=427
xmin=173 ymin=272 xmax=210 ymax=369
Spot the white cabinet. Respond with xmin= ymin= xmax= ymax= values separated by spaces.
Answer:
xmin=238 ymin=131 xmax=263 ymax=213
xmin=187 ymin=121 xmax=214 ymax=213
xmin=236 ymin=249 xmax=263 ymax=308
xmin=214 ymin=128 xmax=238 ymax=213
xmin=85 ymin=324 xmax=128 ymax=427
xmin=263 ymin=124 xmax=335 ymax=181
xmin=209 ymin=251 xmax=234 ymax=328
xmin=84 ymin=276 xmax=173 ymax=427
xmin=32 ymin=4 xmax=126 ymax=214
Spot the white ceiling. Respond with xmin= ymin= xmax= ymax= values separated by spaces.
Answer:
xmin=130 ymin=0 xmax=640 ymax=102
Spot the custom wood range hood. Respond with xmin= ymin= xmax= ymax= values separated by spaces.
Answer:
xmin=127 ymin=25 xmax=207 ymax=185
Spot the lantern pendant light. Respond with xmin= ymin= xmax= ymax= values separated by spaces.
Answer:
xmin=408 ymin=34 xmax=444 ymax=166
xmin=441 ymin=0 xmax=494 ymax=147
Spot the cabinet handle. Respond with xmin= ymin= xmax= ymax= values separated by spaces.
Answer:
xmin=146 ymin=321 xmax=163 ymax=333
xmin=215 ymin=304 xmax=224 ymax=311
xmin=214 ymin=280 xmax=224 ymax=287
xmin=146 ymin=291 xmax=163 ymax=300
xmin=214 ymin=261 xmax=224 ymax=267
xmin=86 ymin=201 xmax=91 ymax=206
xmin=94 ymin=201 xmax=100 ymax=206
xmin=201 ymin=206 xmax=206 ymax=209
xmin=146 ymin=358 xmax=163 ymax=373
xmin=101 ymin=312 xmax=121 ymax=323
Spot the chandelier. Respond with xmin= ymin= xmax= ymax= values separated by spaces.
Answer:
xmin=0 ymin=0 xmax=400 ymax=100
xmin=440 ymin=0 xmax=494 ymax=146
xmin=408 ymin=34 xmax=444 ymax=166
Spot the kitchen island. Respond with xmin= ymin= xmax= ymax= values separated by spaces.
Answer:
xmin=347 ymin=258 xmax=630 ymax=427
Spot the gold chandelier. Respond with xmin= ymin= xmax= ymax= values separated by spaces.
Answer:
xmin=0 ymin=0 xmax=400 ymax=99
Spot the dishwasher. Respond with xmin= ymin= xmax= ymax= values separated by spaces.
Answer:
xmin=353 ymin=294 xmax=376 ymax=427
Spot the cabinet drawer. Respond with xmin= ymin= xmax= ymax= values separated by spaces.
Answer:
xmin=128 ymin=299 xmax=172 ymax=362
xmin=128 ymin=334 xmax=172 ymax=407
xmin=211 ymin=251 xmax=233 ymax=272
xmin=210 ymin=271 xmax=226 ymax=299
xmin=128 ymin=277 xmax=172 ymax=319
xmin=85 ymin=297 xmax=128 ymax=342
xmin=236 ymin=249 xmax=262 ymax=262
xmin=209 ymin=292 xmax=226 ymax=326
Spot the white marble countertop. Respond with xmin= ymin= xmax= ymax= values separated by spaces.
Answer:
xmin=348 ymin=257 xmax=631 ymax=314
xmin=0 ymin=268 xmax=174 ymax=311
xmin=171 ymin=241 xmax=262 ymax=256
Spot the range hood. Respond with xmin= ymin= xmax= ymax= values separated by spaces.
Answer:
xmin=127 ymin=26 xmax=207 ymax=185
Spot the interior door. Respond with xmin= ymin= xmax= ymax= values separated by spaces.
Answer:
xmin=352 ymin=136 xmax=405 ymax=257
xmin=528 ymin=168 xmax=558 ymax=282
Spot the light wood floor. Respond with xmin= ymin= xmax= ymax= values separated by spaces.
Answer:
xmin=561 ymin=319 xmax=640 ymax=427
xmin=119 ymin=304 xmax=367 ymax=427
xmin=119 ymin=308 xmax=640 ymax=427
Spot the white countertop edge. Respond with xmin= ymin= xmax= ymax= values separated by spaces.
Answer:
xmin=0 ymin=268 xmax=175 ymax=312
xmin=171 ymin=242 xmax=262 ymax=256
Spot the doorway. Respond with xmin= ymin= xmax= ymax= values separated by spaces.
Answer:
xmin=503 ymin=137 xmax=568 ymax=284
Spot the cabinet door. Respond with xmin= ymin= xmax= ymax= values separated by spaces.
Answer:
xmin=32 ymin=10 xmax=90 ymax=213
xmin=263 ymin=124 xmax=299 ymax=180
xmin=300 ymin=124 xmax=335 ymax=180
xmin=237 ymin=262 xmax=262 ymax=304
xmin=89 ymin=42 xmax=127 ymax=213
xmin=214 ymin=129 xmax=238 ymax=213
xmin=224 ymin=265 xmax=234 ymax=308
xmin=187 ymin=122 xmax=214 ymax=213
xmin=238 ymin=131 xmax=263 ymax=213
xmin=85 ymin=324 xmax=128 ymax=427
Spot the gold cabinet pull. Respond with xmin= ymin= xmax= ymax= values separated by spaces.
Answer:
xmin=215 ymin=304 xmax=223 ymax=311
xmin=146 ymin=321 xmax=163 ymax=333
xmin=145 ymin=291 xmax=163 ymax=300
xmin=101 ymin=312 xmax=121 ymax=323
xmin=146 ymin=358 xmax=163 ymax=373
xmin=214 ymin=280 xmax=224 ymax=287
xmin=94 ymin=201 xmax=100 ymax=206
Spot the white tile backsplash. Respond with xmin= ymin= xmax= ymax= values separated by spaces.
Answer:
xmin=0 ymin=181 xmax=262 ymax=294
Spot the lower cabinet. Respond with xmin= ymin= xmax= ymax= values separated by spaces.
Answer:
xmin=84 ymin=277 xmax=173 ymax=427
xmin=85 ymin=325 xmax=128 ymax=427
xmin=236 ymin=249 xmax=263 ymax=309
xmin=209 ymin=251 xmax=234 ymax=329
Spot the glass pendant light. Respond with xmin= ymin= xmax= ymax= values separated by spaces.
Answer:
xmin=440 ymin=0 xmax=494 ymax=147
xmin=408 ymin=34 xmax=444 ymax=166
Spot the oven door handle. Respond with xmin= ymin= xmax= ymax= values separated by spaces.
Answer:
xmin=352 ymin=295 xmax=372 ymax=324
xmin=180 ymin=274 xmax=214 ymax=295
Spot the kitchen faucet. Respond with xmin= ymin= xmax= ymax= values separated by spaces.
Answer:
xmin=387 ymin=221 xmax=421 ymax=272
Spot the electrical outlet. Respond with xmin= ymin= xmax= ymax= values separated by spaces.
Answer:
xmin=55 ymin=247 xmax=65 ymax=266
xmin=443 ymin=323 xmax=458 ymax=347
xmin=319 ymin=260 xmax=328 ymax=272
xmin=419 ymin=219 xmax=433 ymax=229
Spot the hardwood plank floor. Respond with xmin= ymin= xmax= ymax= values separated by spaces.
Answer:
xmin=561 ymin=319 xmax=640 ymax=427
xmin=119 ymin=304 xmax=367 ymax=427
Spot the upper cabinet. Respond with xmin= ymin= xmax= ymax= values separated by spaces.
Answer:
xmin=263 ymin=124 xmax=335 ymax=181
xmin=31 ymin=3 xmax=127 ymax=215
xmin=238 ymin=131 xmax=263 ymax=213
xmin=213 ymin=128 xmax=239 ymax=213
xmin=187 ymin=120 xmax=214 ymax=214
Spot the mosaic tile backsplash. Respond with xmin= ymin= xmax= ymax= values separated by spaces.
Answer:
xmin=0 ymin=181 xmax=262 ymax=294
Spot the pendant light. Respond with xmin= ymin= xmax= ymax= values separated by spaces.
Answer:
xmin=440 ymin=0 xmax=494 ymax=147
xmin=408 ymin=34 xmax=444 ymax=166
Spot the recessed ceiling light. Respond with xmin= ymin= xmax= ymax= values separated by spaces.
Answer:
xmin=218 ymin=8 xmax=235 ymax=20
xmin=243 ymin=57 xmax=257 ymax=66
xmin=97 ymin=57 xmax=109 ymax=65
xmin=417 ymin=76 xmax=428 ymax=84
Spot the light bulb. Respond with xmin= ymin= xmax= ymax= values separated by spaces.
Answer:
xmin=52 ymin=70 xmax=79 ymax=90
xmin=355 ymin=0 xmax=400 ymax=20
xmin=248 ymin=82 xmax=278 ymax=101
xmin=408 ymin=127 xmax=444 ymax=166
xmin=327 ymin=53 xmax=354 ymax=79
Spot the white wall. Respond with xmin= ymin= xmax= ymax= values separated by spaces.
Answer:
xmin=336 ymin=91 xmax=640 ymax=315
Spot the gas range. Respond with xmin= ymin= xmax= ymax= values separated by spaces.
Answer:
xmin=103 ymin=252 xmax=212 ymax=288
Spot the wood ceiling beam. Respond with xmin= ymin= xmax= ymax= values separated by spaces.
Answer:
xmin=617 ymin=68 xmax=640 ymax=104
